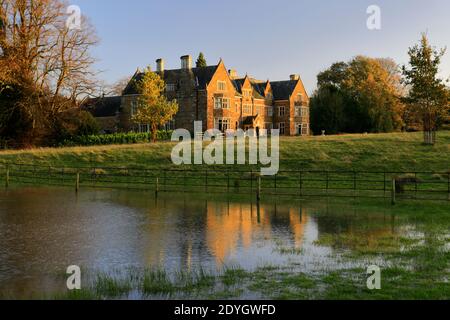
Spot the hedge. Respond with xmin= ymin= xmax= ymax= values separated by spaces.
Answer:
xmin=62 ymin=131 xmax=173 ymax=147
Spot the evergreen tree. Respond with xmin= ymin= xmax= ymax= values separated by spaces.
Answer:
xmin=196 ymin=53 xmax=207 ymax=68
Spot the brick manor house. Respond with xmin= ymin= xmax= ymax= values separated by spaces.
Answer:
xmin=84 ymin=55 xmax=310 ymax=136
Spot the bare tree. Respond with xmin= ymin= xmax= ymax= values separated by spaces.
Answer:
xmin=109 ymin=75 xmax=132 ymax=96
xmin=0 ymin=0 xmax=98 ymax=142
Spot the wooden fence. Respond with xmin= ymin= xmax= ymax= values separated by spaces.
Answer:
xmin=1 ymin=162 xmax=449 ymax=202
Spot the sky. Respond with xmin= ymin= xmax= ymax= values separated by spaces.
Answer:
xmin=72 ymin=0 xmax=450 ymax=94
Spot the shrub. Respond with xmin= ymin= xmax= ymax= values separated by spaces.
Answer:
xmin=61 ymin=131 xmax=173 ymax=147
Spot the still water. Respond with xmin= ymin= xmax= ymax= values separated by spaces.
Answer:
xmin=0 ymin=187 xmax=418 ymax=297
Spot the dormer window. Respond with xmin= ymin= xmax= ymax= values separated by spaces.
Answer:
xmin=243 ymin=89 xmax=251 ymax=98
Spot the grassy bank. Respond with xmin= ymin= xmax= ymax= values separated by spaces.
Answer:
xmin=0 ymin=131 xmax=449 ymax=172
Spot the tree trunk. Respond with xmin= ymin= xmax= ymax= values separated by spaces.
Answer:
xmin=423 ymin=130 xmax=436 ymax=145
xmin=151 ymin=124 xmax=157 ymax=143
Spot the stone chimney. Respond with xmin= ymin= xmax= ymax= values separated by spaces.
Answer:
xmin=228 ymin=69 xmax=238 ymax=79
xmin=156 ymin=59 xmax=165 ymax=72
xmin=181 ymin=55 xmax=192 ymax=70
xmin=290 ymin=74 xmax=300 ymax=81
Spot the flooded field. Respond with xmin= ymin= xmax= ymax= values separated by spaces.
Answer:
xmin=0 ymin=187 xmax=448 ymax=299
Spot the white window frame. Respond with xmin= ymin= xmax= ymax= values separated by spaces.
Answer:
xmin=214 ymin=97 xmax=222 ymax=109
xmin=222 ymin=98 xmax=230 ymax=109
xmin=166 ymin=83 xmax=176 ymax=92
xmin=278 ymin=106 xmax=286 ymax=117
xmin=163 ymin=119 xmax=175 ymax=131
xmin=279 ymin=122 xmax=286 ymax=135
xmin=243 ymin=104 xmax=252 ymax=115
xmin=215 ymin=117 xmax=231 ymax=132
xmin=139 ymin=124 xmax=150 ymax=133
xmin=301 ymin=106 xmax=309 ymax=118
xmin=301 ymin=123 xmax=309 ymax=136
xmin=265 ymin=106 xmax=273 ymax=117
xmin=217 ymin=81 xmax=226 ymax=91
xmin=214 ymin=97 xmax=230 ymax=109
xmin=131 ymin=101 xmax=138 ymax=117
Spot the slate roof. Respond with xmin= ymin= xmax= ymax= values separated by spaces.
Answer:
xmin=82 ymin=96 xmax=122 ymax=117
xmin=123 ymin=65 xmax=219 ymax=95
xmin=122 ymin=63 xmax=300 ymax=102
xmin=269 ymin=80 xmax=299 ymax=100
xmin=232 ymin=78 xmax=265 ymax=99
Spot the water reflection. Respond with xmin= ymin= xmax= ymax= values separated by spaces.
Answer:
xmin=0 ymin=187 xmax=415 ymax=297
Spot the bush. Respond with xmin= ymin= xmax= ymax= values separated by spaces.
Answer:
xmin=61 ymin=131 xmax=173 ymax=147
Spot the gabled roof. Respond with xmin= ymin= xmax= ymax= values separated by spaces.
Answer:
xmin=123 ymin=65 xmax=219 ymax=95
xmin=82 ymin=96 xmax=122 ymax=117
xmin=270 ymin=80 xmax=299 ymax=100
xmin=232 ymin=77 xmax=265 ymax=99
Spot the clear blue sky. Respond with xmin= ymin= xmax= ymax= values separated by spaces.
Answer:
xmin=72 ymin=0 xmax=450 ymax=94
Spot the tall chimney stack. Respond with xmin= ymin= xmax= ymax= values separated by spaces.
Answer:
xmin=181 ymin=55 xmax=192 ymax=70
xmin=156 ymin=59 xmax=165 ymax=72
xmin=228 ymin=69 xmax=238 ymax=79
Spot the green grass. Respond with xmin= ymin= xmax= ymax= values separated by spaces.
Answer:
xmin=0 ymin=131 xmax=449 ymax=172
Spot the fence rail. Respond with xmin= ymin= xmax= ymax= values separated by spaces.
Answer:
xmin=1 ymin=162 xmax=449 ymax=202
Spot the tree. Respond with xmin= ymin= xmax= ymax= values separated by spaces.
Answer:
xmin=132 ymin=67 xmax=178 ymax=142
xmin=108 ymin=76 xmax=132 ymax=96
xmin=310 ymin=86 xmax=346 ymax=135
xmin=196 ymin=52 xmax=207 ymax=68
xmin=311 ymin=56 xmax=405 ymax=134
xmin=402 ymin=34 xmax=449 ymax=144
xmin=0 ymin=0 xmax=98 ymax=145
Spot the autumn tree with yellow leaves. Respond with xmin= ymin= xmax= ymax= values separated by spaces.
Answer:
xmin=132 ymin=67 xmax=178 ymax=142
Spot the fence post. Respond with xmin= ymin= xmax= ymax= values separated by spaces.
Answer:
xmin=5 ymin=165 xmax=9 ymax=188
xmin=299 ymin=171 xmax=303 ymax=197
xmin=227 ymin=169 xmax=230 ymax=193
xmin=415 ymin=172 xmax=418 ymax=199
xmin=75 ymin=172 xmax=80 ymax=193
xmin=155 ymin=177 xmax=159 ymax=197
xmin=164 ymin=170 xmax=167 ymax=192
xmin=250 ymin=170 xmax=253 ymax=194
xmin=391 ymin=178 xmax=396 ymax=205
xmin=274 ymin=173 xmax=277 ymax=192
xmin=448 ymin=173 xmax=450 ymax=201
xmin=257 ymin=176 xmax=261 ymax=201
xmin=326 ymin=171 xmax=329 ymax=196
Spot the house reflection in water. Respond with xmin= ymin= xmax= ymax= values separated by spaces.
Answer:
xmin=138 ymin=197 xmax=317 ymax=271
xmin=205 ymin=202 xmax=309 ymax=265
